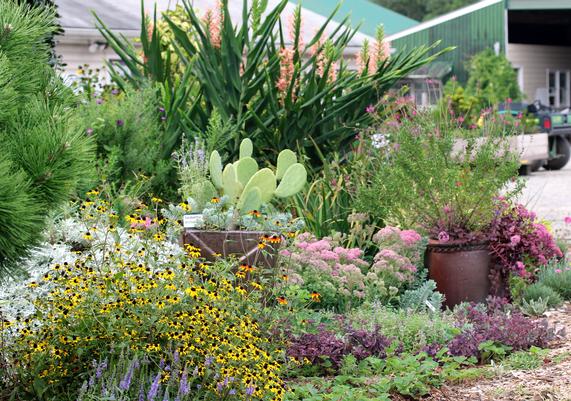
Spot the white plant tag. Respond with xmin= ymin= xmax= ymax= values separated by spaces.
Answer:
xmin=183 ymin=214 xmax=203 ymax=228
xmin=425 ymin=300 xmax=436 ymax=312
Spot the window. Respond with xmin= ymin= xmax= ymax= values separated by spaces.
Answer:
xmin=513 ymin=66 xmax=524 ymax=92
xmin=547 ymin=69 xmax=570 ymax=108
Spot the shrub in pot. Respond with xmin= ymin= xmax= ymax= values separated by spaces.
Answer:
xmin=174 ymin=138 xmax=307 ymax=267
xmin=357 ymin=103 xmax=522 ymax=307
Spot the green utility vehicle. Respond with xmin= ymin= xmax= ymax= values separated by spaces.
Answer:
xmin=499 ymin=101 xmax=571 ymax=171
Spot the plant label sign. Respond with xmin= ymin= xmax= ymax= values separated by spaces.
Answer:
xmin=183 ymin=214 xmax=203 ymax=229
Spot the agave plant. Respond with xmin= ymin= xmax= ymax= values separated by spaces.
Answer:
xmin=97 ymin=0 xmax=450 ymax=169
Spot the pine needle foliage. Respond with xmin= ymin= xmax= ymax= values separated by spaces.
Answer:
xmin=0 ymin=0 xmax=94 ymax=278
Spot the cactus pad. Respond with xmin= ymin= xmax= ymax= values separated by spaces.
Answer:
xmin=238 ymin=168 xmax=276 ymax=208
xmin=239 ymin=138 xmax=254 ymax=159
xmin=275 ymin=163 xmax=307 ymax=198
xmin=276 ymin=149 xmax=297 ymax=180
xmin=239 ymin=186 xmax=263 ymax=212
xmin=209 ymin=150 xmax=223 ymax=189
xmin=235 ymin=157 xmax=259 ymax=186
xmin=222 ymin=164 xmax=241 ymax=202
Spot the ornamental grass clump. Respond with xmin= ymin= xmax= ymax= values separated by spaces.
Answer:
xmin=536 ymin=259 xmax=571 ymax=300
xmin=357 ymin=103 xmax=522 ymax=243
xmin=0 ymin=191 xmax=285 ymax=401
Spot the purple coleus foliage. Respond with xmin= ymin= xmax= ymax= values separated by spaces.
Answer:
xmin=488 ymin=201 xmax=562 ymax=278
xmin=286 ymin=324 xmax=394 ymax=371
xmin=447 ymin=303 xmax=555 ymax=359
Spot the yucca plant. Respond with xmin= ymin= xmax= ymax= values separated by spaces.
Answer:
xmin=97 ymin=0 xmax=450 ymax=169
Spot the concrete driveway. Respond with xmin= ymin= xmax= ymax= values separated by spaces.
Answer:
xmin=519 ymin=163 xmax=571 ymax=237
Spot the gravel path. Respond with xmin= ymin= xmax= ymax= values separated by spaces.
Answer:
xmin=519 ymin=164 xmax=571 ymax=239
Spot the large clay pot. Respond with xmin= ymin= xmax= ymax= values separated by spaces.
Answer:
xmin=182 ymin=230 xmax=280 ymax=268
xmin=425 ymin=241 xmax=491 ymax=309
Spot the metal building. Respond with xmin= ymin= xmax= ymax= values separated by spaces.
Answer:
xmin=388 ymin=0 xmax=571 ymax=108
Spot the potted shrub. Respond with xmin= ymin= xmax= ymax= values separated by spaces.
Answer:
xmin=357 ymin=102 xmax=522 ymax=308
xmin=173 ymin=137 xmax=307 ymax=267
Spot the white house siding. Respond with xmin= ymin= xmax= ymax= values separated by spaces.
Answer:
xmin=56 ymin=42 xmax=127 ymax=74
xmin=54 ymin=0 xmax=371 ymax=83
xmin=507 ymin=43 xmax=571 ymax=105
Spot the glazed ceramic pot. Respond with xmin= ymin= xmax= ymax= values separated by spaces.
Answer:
xmin=425 ymin=240 xmax=491 ymax=309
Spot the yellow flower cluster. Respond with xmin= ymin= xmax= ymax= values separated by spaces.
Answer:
xmin=2 ymin=190 xmax=285 ymax=400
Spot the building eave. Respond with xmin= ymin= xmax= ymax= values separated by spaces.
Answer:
xmin=387 ymin=0 xmax=503 ymax=41
xmin=57 ymin=27 xmax=140 ymax=44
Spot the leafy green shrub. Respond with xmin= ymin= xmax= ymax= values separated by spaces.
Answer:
xmin=465 ymin=49 xmax=522 ymax=107
xmin=73 ymin=86 xmax=174 ymax=198
xmin=347 ymin=304 xmax=458 ymax=353
xmin=442 ymin=49 xmax=524 ymax=127
xmin=0 ymin=1 xmax=94 ymax=277
xmin=356 ymin=103 xmax=521 ymax=241
xmin=537 ymin=262 xmax=571 ymax=300
xmin=522 ymin=283 xmax=562 ymax=308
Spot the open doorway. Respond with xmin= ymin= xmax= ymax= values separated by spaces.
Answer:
xmin=507 ymin=9 xmax=571 ymax=108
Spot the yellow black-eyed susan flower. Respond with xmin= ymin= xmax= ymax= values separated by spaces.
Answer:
xmin=248 ymin=209 xmax=261 ymax=218
xmin=268 ymin=235 xmax=281 ymax=244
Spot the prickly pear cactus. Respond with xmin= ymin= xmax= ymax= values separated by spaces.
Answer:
xmin=209 ymin=150 xmax=223 ymax=190
xmin=207 ymin=139 xmax=307 ymax=212
xmin=276 ymin=149 xmax=297 ymax=180
xmin=239 ymin=138 xmax=254 ymax=159
xmin=275 ymin=163 xmax=307 ymax=198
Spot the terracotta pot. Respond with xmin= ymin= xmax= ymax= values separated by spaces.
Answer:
xmin=182 ymin=230 xmax=280 ymax=268
xmin=425 ymin=240 xmax=491 ymax=309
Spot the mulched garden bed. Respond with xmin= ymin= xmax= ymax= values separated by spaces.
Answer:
xmin=423 ymin=303 xmax=571 ymax=401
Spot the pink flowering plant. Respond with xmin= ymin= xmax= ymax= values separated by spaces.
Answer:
xmin=357 ymin=104 xmax=522 ymax=243
xmin=280 ymin=234 xmax=391 ymax=311
xmin=488 ymin=200 xmax=563 ymax=282
xmin=371 ymin=226 xmax=424 ymax=290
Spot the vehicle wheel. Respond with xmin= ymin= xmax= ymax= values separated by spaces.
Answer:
xmin=529 ymin=160 xmax=543 ymax=172
xmin=545 ymin=136 xmax=571 ymax=170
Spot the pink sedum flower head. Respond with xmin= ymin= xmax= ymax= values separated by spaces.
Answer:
xmin=400 ymin=230 xmax=421 ymax=246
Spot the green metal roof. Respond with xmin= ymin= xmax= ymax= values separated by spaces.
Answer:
xmin=291 ymin=0 xmax=418 ymax=37
xmin=508 ymin=0 xmax=571 ymax=10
